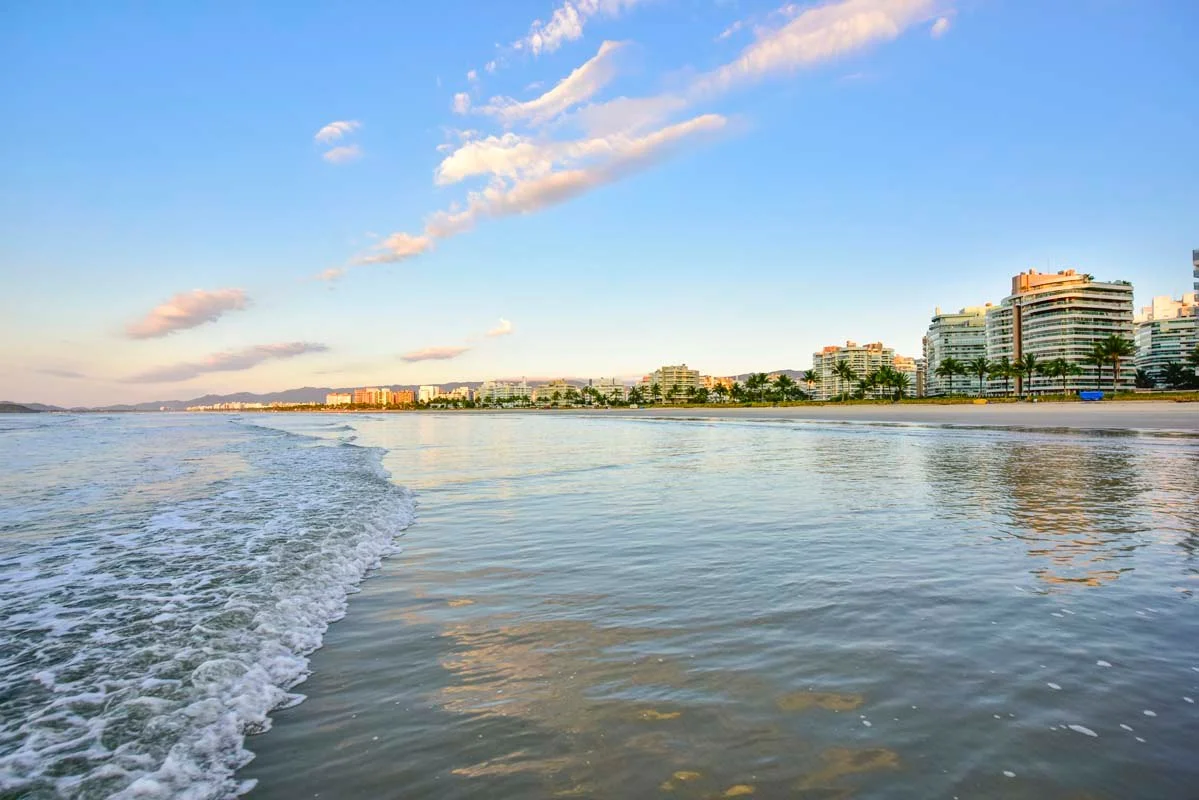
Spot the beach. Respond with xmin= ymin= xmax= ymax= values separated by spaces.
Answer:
xmin=593 ymin=400 xmax=1198 ymax=432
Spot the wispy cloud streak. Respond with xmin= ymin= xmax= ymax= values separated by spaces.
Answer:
xmin=126 ymin=289 xmax=248 ymax=339
xmin=124 ymin=342 xmax=328 ymax=383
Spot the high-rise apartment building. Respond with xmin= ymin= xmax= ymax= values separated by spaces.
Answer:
xmin=1134 ymin=292 xmax=1197 ymax=383
xmin=418 ymin=385 xmax=441 ymax=403
xmin=648 ymin=364 xmax=700 ymax=401
xmin=1193 ymin=249 xmax=1198 ymax=295
xmin=590 ymin=377 xmax=626 ymax=401
xmin=922 ymin=305 xmax=989 ymax=396
xmin=325 ymin=392 xmax=352 ymax=406
xmin=985 ymin=270 xmax=1134 ymax=394
xmin=532 ymin=380 xmax=576 ymax=402
xmin=392 ymin=389 xmax=416 ymax=405
xmin=352 ymin=387 xmax=391 ymax=405
xmin=810 ymin=341 xmax=906 ymax=400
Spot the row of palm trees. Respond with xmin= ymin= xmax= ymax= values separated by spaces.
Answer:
xmin=931 ymin=335 xmax=1137 ymax=397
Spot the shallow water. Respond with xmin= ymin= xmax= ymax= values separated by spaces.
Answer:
xmin=243 ymin=413 xmax=1199 ymax=799
xmin=2 ymin=413 xmax=1197 ymax=799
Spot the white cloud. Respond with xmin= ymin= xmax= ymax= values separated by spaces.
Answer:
xmin=314 ymin=120 xmax=361 ymax=143
xmin=485 ymin=60 xmax=498 ymax=73
xmin=322 ymin=144 xmax=362 ymax=164
xmin=930 ymin=16 xmax=950 ymax=38
xmin=717 ymin=19 xmax=745 ymax=41
xmin=125 ymin=342 xmax=328 ymax=383
xmin=426 ymin=114 xmax=727 ymax=237
xmin=693 ymin=0 xmax=939 ymax=96
xmin=126 ymin=289 xmax=249 ymax=339
xmin=352 ymin=232 xmax=435 ymax=266
xmin=482 ymin=40 xmax=626 ymax=126
xmin=452 ymin=92 xmax=472 ymax=114
xmin=466 ymin=69 xmax=479 ymax=82
xmin=516 ymin=0 xmax=646 ymax=57
xmin=487 ymin=318 xmax=514 ymax=337
xmin=401 ymin=345 xmax=472 ymax=362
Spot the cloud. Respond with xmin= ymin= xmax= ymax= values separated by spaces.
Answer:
xmin=124 ymin=342 xmax=328 ymax=383
xmin=466 ymin=69 xmax=479 ymax=82
xmin=930 ymin=16 xmax=950 ymax=38
xmin=127 ymin=289 xmax=249 ymax=339
xmin=426 ymin=113 xmax=727 ymax=237
xmin=36 ymin=368 xmax=88 ymax=379
xmin=515 ymin=0 xmax=646 ymax=57
xmin=452 ymin=92 xmax=472 ymax=114
xmin=353 ymin=232 xmax=435 ymax=265
xmin=401 ymin=345 xmax=472 ymax=362
xmin=322 ymin=144 xmax=362 ymax=164
xmin=314 ymin=120 xmax=361 ymax=143
xmin=481 ymin=40 xmax=627 ymax=126
xmin=487 ymin=318 xmax=514 ymax=337
xmin=693 ymin=0 xmax=939 ymax=96
xmin=717 ymin=20 xmax=745 ymax=41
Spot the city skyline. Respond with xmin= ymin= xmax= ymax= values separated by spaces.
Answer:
xmin=3 ymin=1 xmax=1198 ymax=406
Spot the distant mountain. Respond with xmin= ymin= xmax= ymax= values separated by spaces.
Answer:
xmin=1 ymin=401 xmax=64 ymax=412
xmin=0 ymin=402 xmax=42 ymax=413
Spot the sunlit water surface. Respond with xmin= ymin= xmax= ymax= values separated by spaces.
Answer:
xmin=2 ymin=413 xmax=1197 ymax=799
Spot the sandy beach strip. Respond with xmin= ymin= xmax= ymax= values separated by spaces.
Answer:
xmin=577 ymin=401 xmax=1198 ymax=433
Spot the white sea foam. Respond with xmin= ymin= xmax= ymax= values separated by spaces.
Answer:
xmin=1067 ymin=724 xmax=1098 ymax=737
xmin=0 ymin=417 xmax=415 ymax=799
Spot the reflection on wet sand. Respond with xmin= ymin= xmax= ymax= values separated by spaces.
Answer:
xmin=431 ymin=608 xmax=898 ymax=797
xmin=923 ymin=433 xmax=1198 ymax=590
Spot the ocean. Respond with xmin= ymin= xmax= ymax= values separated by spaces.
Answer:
xmin=1 ymin=412 xmax=1197 ymax=799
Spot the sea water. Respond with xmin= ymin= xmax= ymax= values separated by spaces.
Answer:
xmin=2 ymin=412 xmax=1198 ymax=799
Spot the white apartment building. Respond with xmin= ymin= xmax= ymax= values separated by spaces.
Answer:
xmin=590 ymin=377 xmax=626 ymax=401
xmin=810 ymin=341 xmax=908 ymax=400
xmin=445 ymin=386 xmax=473 ymax=402
xmin=476 ymin=379 xmax=532 ymax=403
xmin=325 ymin=392 xmax=352 ymax=406
xmin=985 ymin=269 xmax=1134 ymax=394
xmin=532 ymin=380 xmax=576 ymax=403
xmin=644 ymin=364 xmax=700 ymax=402
xmin=922 ymin=305 xmax=989 ymax=396
xmin=1134 ymin=292 xmax=1197 ymax=383
xmin=418 ymin=385 xmax=442 ymax=404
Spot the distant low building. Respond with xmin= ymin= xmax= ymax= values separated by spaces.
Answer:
xmin=477 ymin=379 xmax=532 ymax=403
xmin=590 ymin=377 xmax=626 ymax=401
xmin=353 ymin=387 xmax=391 ymax=405
xmin=325 ymin=392 xmax=352 ymax=406
xmin=392 ymin=389 xmax=416 ymax=405
xmin=445 ymin=386 xmax=473 ymax=402
xmin=533 ymin=380 xmax=575 ymax=402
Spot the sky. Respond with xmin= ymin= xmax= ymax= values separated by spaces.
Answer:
xmin=1 ymin=0 xmax=1197 ymax=407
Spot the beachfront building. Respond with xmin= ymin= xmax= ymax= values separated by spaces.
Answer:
xmin=809 ymin=341 xmax=906 ymax=400
xmin=325 ymin=392 xmax=352 ymax=406
xmin=445 ymin=386 xmax=473 ymax=402
xmin=914 ymin=358 xmax=927 ymax=397
xmin=922 ymin=305 xmax=989 ymax=396
xmin=649 ymin=364 xmax=701 ymax=402
xmin=985 ymin=269 xmax=1134 ymax=395
xmin=418 ymin=385 xmax=442 ymax=404
xmin=393 ymin=389 xmax=416 ymax=405
xmin=1134 ymin=292 xmax=1197 ymax=384
xmin=532 ymin=380 xmax=576 ymax=403
xmin=892 ymin=356 xmax=919 ymax=393
xmin=590 ymin=377 xmax=626 ymax=402
xmin=477 ymin=379 xmax=532 ymax=404
xmin=352 ymin=387 xmax=392 ymax=405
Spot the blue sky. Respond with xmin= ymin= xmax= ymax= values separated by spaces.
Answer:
xmin=2 ymin=0 xmax=1196 ymax=406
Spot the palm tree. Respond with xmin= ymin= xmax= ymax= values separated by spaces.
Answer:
xmin=1099 ymin=334 xmax=1135 ymax=394
xmin=773 ymin=374 xmax=797 ymax=402
xmin=832 ymin=361 xmax=858 ymax=401
xmin=935 ymin=357 xmax=963 ymax=396
xmin=967 ymin=356 xmax=990 ymax=397
xmin=745 ymin=372 xmax=770 ymax=402
xmin=989 ymin=356 xmax=1015 ymax=397
xmin=1133 ymin=368 xmax=1156 ymax=390
xmin=627 ymin=386 xmax=645 ymax=405
xmin=1162 ymin=361 xmax=1189 ymax=389
xmin=802 ymin=369 xmax=820 ymax=396
xmin=710 ymin=383 xmax=727 ymax=403
xmin=1049 ymin=358 xmax=1081 ymax=396
xmin=728 ymin=381 xmax=744 ymax=403
xmin=693 ymin=386 xmax=710 ymax=404
xmin=650 ymin=382 xmax=662 ymax=404
xmin=1014 ymin=353 xmax=1040 ymax=398
xmin=1188 ymin=344 xmax=1199 ymax=371
xmin=1083 ymin=344 xmax=1106 ymax=391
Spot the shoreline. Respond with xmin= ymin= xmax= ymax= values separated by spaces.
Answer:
xmin=564 ymin=400 xmax=1199 ymax=433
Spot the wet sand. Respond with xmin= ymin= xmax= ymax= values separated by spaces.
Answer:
xmin=587 ymin=401 xmax=1197 ymax=432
